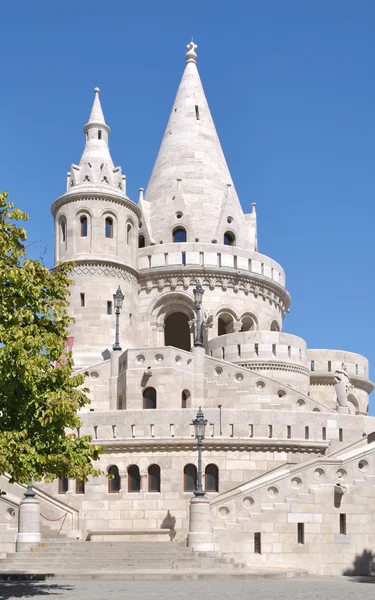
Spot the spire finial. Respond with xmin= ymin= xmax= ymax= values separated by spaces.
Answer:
xmin=186 ymin=40 xmax=198 ymax=64
xmin=86 ymin=86 xmax=107 ymax=128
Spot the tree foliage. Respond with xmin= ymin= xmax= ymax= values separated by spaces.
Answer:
xmin=0 ymin=191 xmax=101 ymax=483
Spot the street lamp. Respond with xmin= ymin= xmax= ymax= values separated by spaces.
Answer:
xmin=112 ymin=286 xmax=124 ymax=351
xmin=193 ymin=280 xmax=204 ymax=347
xmin=192 ymin=407 xmax=207 ymax=497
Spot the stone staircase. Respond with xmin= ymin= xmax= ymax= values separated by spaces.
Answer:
xmin=0 ymin=538 xmax=306 ymax=580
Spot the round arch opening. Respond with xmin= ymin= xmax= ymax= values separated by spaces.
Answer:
xmin=164 ymin=312 xmax=191 ymax=351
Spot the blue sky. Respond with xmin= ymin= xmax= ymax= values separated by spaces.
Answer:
xmin=1 ymin=1 xmax=375 ymax=411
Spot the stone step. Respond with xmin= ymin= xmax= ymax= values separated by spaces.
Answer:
xmin=0 ymin=539 xmax=251 ymax=577
xmin=0 ymin=568 xmax=308 ymax=581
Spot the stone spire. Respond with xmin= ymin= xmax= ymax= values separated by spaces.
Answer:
xmin=141 ymin=41 xmax=255 ymax=250
xmin=66 ymin=88 xmax=126 ymax=195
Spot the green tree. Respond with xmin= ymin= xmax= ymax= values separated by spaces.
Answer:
xmin=0 ymin=191 xmax=101 ymax=483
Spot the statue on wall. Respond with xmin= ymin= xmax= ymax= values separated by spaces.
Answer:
xmin=334 ymin=362 xmax=353 ymax=412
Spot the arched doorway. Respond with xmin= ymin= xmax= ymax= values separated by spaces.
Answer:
xmin=164 ymin=312 xmax=191 ymax=351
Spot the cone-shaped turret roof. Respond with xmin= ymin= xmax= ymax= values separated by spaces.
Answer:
xmin=65 ymin=88 xmax=126 ymax=195
xmin=142 ymin=42 xmax=255 ymax=249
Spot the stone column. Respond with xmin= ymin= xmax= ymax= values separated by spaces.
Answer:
xmin=109 ymin=350 xmax=120 ymax=410
xmin=16 ymin=486 xmax=41 ymax=552
xmin=187 ymin=495 xmax=213 ymax=552
xmin=192 ymin=346 xmax=205 ymax=408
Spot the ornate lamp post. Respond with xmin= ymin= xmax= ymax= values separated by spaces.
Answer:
xmin=192 ymin=407 xmax=207 ymax=497
xmin=112 ymin=286 xmax=124 ymax=351
xmin=193 ymin=281 xmax=204 ymax=347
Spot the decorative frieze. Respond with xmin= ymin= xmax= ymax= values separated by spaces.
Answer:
xmin=139 ymin=271 xmax=290 ymax=313
xmin=238 ymin=361 xmax=310 ymax=377
xmin=70 ymin=263 xmax=137 ymax=284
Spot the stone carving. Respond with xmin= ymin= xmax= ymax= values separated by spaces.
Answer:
xmin=334 ymin=362 xmax=353 ymax=412
xmin=202 ymin=310 xmax=214 ymax=330
xmin=70 ymin=264 xmax=137 ymax=284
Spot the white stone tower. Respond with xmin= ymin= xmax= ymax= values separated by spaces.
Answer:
xmin=51 ymin=88 xmax=141 ymax=369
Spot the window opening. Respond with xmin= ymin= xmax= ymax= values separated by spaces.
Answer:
xmin=340 ymin=514 xmax=346 ymax=535
xmin=60 ymin=220 xmax=66 ymax=243
xmin=305 ymin=426 xmax=309 ymax=440
xmin=287 ymin=425 xmax=291 ymax=439
xmin=184 ymin=464 xmax=197 ymax=492
xmin=298 ymin=523 xmax=305 ymax=544
xmin=98 ymin=130 xmax=102 ymax=139
xmin=80 ymin=216 xmax=88 ymax=237
xmin=205 ymin=464 xmax=219 ymax=492
xmin=126 ymin=223 xmax=132 ymax=244
xmin=76 ymin=479 xmax=85 ymax=494
xmin=148 ymin=464 xmax=161 ymax=492
xmin=173 ymin=227 xmax=187 ymax=243
xmin=138 ymin=234 xmax=145 ymax=248
xmin=128 ymin=465 xmax=141 ymax=492
xmin=328 ymin=361 xmax=332 ymax=372
xmin=108 ymin=465 xmax=120 ymax=493
xmin=311 ymin=360 xmax=315 ymax=371
xmin=105 ymin=217 xmax=113 ymax=238
xmin=254 ymin=532 xmax=261 ymax=554
xmin=339 ymin=428 xmax=343 ymax=442
xmin=182 ymin=390 xmax=190 ymax=409
xmin=80 ymin=293 xmax=85 ymax=307
xmin=223 ymin=231 xmax=235 ymax=246
xmin=107 ymin=301 xmax=112 ymax=315
xmin=195 ymin=105 xmax=200 ymax=120
xmin=143 ymin=387 xmax=157 ymax=409
xmin=58 ymin=476 xmax=69 ymax=494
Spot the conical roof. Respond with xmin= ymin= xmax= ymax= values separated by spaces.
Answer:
xmin=143 ymin=42 xmax=253 ymax=248
xmin=66 ymin=88 xmax=125 ymax=195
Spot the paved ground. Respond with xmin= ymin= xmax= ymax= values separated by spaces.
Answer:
xmin=0 ymin=577 xmax=374 ymax=600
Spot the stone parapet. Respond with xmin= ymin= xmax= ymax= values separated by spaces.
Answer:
xmin=138 ymin=243 xmax=286 ymax=288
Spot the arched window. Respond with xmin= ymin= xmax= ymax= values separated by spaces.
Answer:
xmin=58 ymin=476 xmax=69 ymax=494
xmin=76 ymin=479 xmax=85 ymax=494
xmin=205 ymin=464 xmax=219 ymax=492
xmin=240 ymin=316 xmax=255 ymax=332
xmin=217 ymin=313 xmax=234 ymax=336
xmin=108 ymin=465 xmax=121 ymax=493
xmin=138 ymin=234 xmax=145 ymax=248
xmin=148 ymin=464 xmax=161 ymax=492
xmin=128 ymin=465 xmax=141 ymax=492
xmin=173 ymin=227 xmax=187 ymax=243
xmin=182 ymin=389 xmax=191 ymax=408
xmin=60 ymin=218 xmax=67 ymax=244
xmin=105 ymin=217 xmax=113 ymax=239
xmin=184 ymin=464 xmax=197 ymax=492
xmin=143 ymin=387 xmax=157 ymax=409
xmin=224 ymin=231 xmax=235 ymax=246
xmin=270 ymin=321 xmax=280 ymax=332
xmin=126 ymin=223 xmax=132 ymax=245
xmin=80 ymin=215 xmax=88 ymax=237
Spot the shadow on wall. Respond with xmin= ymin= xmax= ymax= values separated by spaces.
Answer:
xmin=0 ymin=581 xmax=74 ymax=598
xmin=343 ymin=549 xmax=375 ymax=580
xmin=161 ymin=510 xmax=176 ymax=541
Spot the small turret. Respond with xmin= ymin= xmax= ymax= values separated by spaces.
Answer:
xmin=67 ymin=88 xmax=126 ymax=194
xmin=51 ymin=87 xmax=140 ymax=369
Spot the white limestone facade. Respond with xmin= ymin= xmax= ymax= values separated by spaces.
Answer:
xmin=1 ymin=41 xmax=375 ymax=576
